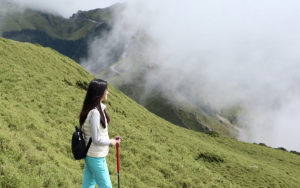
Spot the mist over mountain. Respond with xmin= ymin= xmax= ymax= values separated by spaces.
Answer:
xmin=1 ymin=0 xmax=300 ymax=151
xmin=86 ymin=0 xmax=300 ymax=151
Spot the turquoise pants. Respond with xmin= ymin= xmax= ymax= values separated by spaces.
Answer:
xmin=82 ymin=156 xmax=112 ymax=188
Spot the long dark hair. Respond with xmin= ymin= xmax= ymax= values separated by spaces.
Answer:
xmin=79 ymin=79 xmax=110 ymax=128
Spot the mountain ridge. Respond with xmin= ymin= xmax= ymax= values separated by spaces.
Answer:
xmin=1 ymin=5 xmax=125 ymax=64
xmin=0 ymin=3 xmax=124 ymax=40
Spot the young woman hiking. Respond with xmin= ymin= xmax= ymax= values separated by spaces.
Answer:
xmin=79 ymin=79 xmax=121 ymax=188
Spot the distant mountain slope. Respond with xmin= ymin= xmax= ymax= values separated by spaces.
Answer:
xmin=97 ymin=34 xmax=239 ymax=138
xmin=1 ymin=37 xmax=300 ymax=187
xmin=1 ymin=8 xmax=91 ymax=40
xmin=105 ymin=70 xmax=237 ymax=137
xmin=0 ymin=4 xmax=122 ymax=40
xmin=70 ymin=3 xmax=123 ymax=23
xmin=1 ymin=3 xmax=125 ymax=64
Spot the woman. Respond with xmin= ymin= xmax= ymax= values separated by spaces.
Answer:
xmin=79 ymin=79 xmax=121 ymax=188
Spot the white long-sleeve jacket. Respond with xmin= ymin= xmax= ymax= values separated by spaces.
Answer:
xmin=82 ymin=103 xmax=110 ymax=158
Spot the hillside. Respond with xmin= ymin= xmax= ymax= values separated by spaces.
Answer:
xmin=0 ymin=37 xmax=300 ymax=187
xmin=1 ymin=3 xmax=125 ymax=64
xmin=1 ymin=8 xmax=94 ymax=40
xmin=0 ymin=3 xmax=123 ymax=40
xmin=70 ymin=3 xmax=123 ymax=23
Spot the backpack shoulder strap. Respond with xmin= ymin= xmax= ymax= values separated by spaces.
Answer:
xmin=85 ymin=137 xmax=92 ymax=153
xmin=81 ymin=123 xmax=92 ymax=154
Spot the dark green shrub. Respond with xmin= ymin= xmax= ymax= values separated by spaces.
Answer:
xmin=63 ymin=78 xmax=72 ymax=86
xmin=276 ymin=147 xmax=287 ymax=152
xmin=76 ymin=80 xmax=88 ymax=90
xmin=290 ymin=150 xmax=300 ymax=156
xmin=258 ymin=143 xmax=267 ymax=147
xmin=205 ymin=131 xmax=220 ymax=138
xmin=195 ymin=152 xmax=225 ymax=163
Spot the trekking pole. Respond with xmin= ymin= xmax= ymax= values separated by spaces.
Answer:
xmin=115 ymin=136 xmax=121 ymax=188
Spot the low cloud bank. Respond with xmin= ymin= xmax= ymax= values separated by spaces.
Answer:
xmin=84 ymin=0 xmax=300 ymax=151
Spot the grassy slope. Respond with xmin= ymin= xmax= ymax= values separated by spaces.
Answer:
xmin=0 ymin=37 xmax=300 ymax=187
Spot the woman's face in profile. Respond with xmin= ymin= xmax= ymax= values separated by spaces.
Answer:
xmin=101 ymin=89 xmax=109 ymax=102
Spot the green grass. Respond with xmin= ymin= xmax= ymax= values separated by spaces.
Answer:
xmin=0 ymin=37 xmax=300 ymax=187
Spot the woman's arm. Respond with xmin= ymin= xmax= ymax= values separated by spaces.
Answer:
xmin=89 ymin=109 xmax=111 ymax=146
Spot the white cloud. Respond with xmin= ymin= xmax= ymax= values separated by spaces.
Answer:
xmin=84 ymin=0 xmax=300 ymax=151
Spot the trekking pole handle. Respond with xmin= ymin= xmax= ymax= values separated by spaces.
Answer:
xmin=116 ymin=136 xmax=121 ymax=173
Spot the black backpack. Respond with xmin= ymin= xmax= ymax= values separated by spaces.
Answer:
xmin=71 ymin=125 xmax=92 ymax=160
